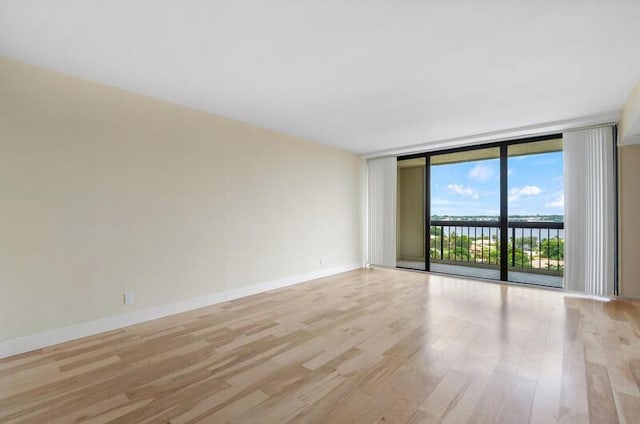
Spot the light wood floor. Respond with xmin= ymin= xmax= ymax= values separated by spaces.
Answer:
xmin=1 ymin=268 xmax=639 ymax=424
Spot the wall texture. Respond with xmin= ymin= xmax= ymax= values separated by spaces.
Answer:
xmin=0 ymin=57 xmax=365 ymax=341
xmin=619 ymin=143 xmax=640 ymax=298
xmin=397 ymin=166 xmax=425 ymax=261
xmin=619 ymin=79 xmax=640 ymax=145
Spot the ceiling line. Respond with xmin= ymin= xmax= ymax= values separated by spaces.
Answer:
xmin=362 ymin=111 xmax=620 ymax=159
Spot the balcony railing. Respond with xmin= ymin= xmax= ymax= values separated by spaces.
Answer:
xmin=429 ymin=220 xmax=564 ymax=276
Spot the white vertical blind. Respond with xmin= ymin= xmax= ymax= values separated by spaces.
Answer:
xmin=563 ymin=126 xmax=615 ymax=295
xmin=367 ymin=157 xmax=397 ymax=267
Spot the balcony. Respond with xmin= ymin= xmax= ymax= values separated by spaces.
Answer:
xmin=399 ymin=220 xmax=564 ymax=288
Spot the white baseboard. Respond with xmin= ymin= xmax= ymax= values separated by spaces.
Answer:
xmin=0 ymin=263 xmax=362 ymax=359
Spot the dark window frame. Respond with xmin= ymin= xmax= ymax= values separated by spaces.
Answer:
xmin=397 ymin=133 xmax=565 ymax=284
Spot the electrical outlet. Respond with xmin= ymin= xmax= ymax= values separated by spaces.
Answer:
xmin=124 ymin=292 xmax=134 ymax=305
xmin=320 ymin=257 xmax=324 ymax=265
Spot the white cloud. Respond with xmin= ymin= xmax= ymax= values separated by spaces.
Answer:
xmin=468 ymin=164 xmax=493 ymax=182
xmin=546 ymin=194 xmax=564 ymax=208
xmin=519 ymin=186 xmax=542 ymax=196
xmin=447 ymin=184 xmax=479 ymax=199
xmin=508 ymin=185 xmax=542 ymax=202
xmin=432 ymin=198 xmax=471 ymax=206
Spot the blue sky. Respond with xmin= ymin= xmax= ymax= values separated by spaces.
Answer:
xmin=430 ymin=151 xmax=564 ymax=217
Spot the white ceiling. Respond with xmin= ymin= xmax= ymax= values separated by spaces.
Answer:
xmin=1 ymin=1 xmax=639 ymax=154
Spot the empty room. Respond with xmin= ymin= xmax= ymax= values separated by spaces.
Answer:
xmin=2 ymin=1 xmax=640 ymax=423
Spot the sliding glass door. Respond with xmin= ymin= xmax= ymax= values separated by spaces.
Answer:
xmin=507 ymin=139 xmax=564 ymax=287
xmin=428 ymin=147 xmax=501 ymax=279
xmin=396 ymin=156 xmax=426 ymax=270
xmin=396 ymin=135 xmax=564 ymax=287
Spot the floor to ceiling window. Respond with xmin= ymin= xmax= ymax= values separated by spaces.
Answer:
xmin=396 ymin=134 xmax=564 ymax=287
xmin=429 ymin=147 xmax=501 ymax=280
xmin=396 ymin=156 xmax=426 ymax=270
xmin=507 ymin=139 xmax=564 ymax=287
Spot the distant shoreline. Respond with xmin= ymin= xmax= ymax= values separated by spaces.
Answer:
xmin=431 ymin=214 xmax=564 ymax=223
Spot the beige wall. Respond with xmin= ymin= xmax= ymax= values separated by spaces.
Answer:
xmin=619 ymin=144 xmax=640 ymax=298
xmin=619 ymin=79 xmax=640 ymax=145
xmin=0 ymin=57 xmax=365 ymax=341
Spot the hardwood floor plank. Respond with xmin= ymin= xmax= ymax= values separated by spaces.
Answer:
xmin=585 ymin=361 xmax=619 ymax=423
xmin=1 ymin=268 xmax=639 ymax=423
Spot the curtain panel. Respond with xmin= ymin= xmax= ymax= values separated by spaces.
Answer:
xmin=563 ymin=126 xmax=615 ymax=295
xmin=367 ymin=157 xmax=397 ymax=267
